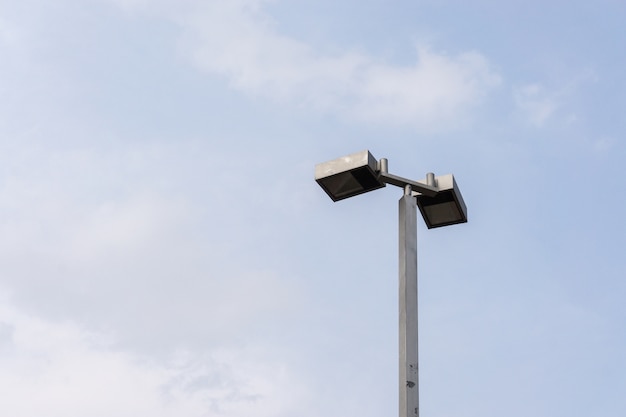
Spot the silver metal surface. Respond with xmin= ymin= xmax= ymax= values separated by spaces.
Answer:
xmin=426 ymin=172 xmax=435 ymax=187
xmin=379 ymin=158 xmax=389 ymax=174
xmin=379 ymin=172 xmax=438 ymax=197
xmin=315 ymin=150 xmax=385 ymax=201
xmin=399 ymin=193 xmax=419 ymax=417
xmin=314 ymin=150 xmax=468 ymax=417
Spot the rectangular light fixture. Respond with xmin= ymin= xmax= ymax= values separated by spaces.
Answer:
xmin=315 ymin=150 xmax=386 ymax=201
xmin=415 ymin=174 xmax=467 ymax=228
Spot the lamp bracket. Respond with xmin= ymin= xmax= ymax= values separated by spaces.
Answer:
xmin=378 ymin=172 xmax=439 ymax=197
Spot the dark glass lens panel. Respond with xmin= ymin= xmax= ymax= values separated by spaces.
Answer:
xmin=351 ymin=166 xmax=383 ymax=190
xmin=317 ymin=166 xmax=384 ymax=201
xmin=417 ymin=190 xmax=467 ymax=228
xmin=321 ymin=173 xmax=364 ymax=199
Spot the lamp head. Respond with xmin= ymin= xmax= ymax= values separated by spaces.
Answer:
xmin=415 ymin=174 xmax=467 ymax=228
xmin=315 ymin=150 xmax=385 ymax=201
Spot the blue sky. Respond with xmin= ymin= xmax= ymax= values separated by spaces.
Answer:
xmin=1 ymin=0 xmax=625 ymax=416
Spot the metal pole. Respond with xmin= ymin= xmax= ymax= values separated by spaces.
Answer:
xmin=399 ymin=185 xmax=419 ymax=417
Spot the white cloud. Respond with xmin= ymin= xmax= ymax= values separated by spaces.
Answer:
xmin=0 ymin=141 xmax=301 ymax=352
xmin=513 ymin=69 xmax=598 ymax=127
xmin=102 ymin=0 xmax=500 ymax=130
xmin=350 ymin=47 xmax=499 ymax=127
xmin=513 ymin=83 xmax=558 ymax=127
xmin=65 ymin=194 xmax=188 ymax=261
xmin=0 ymin=294 xmax=308 ymax=417
xmin=592 ymin=136 xmax=615 ymax=153
xmin=0 ymin=17 xmax=19 ymax=47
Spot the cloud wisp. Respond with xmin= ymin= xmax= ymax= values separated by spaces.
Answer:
xmin=0 ymin=294 xmax=307 ymax=417
xmin=512 ymin=69 xmax=598 ymax=128
xmin=108 ymin=0 xmax=501 ymax=130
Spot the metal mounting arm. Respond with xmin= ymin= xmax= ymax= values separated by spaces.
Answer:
xmin=377 ymin=158 xmax=439 ymax=197
xmin=379 ymin=172 xmax=439 ymax=197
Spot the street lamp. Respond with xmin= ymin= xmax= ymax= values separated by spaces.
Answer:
xmin=315 ymin=149 xmax=467 ymax=417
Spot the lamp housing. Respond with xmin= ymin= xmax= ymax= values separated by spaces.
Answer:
xmin=315 ymin=150 xmax=386 ymax=202
xmin=415 ymin=174 xmax=467 ymax=229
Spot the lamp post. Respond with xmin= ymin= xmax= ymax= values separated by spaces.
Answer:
xmin=315 ymin=150 xmax=467 ymax=417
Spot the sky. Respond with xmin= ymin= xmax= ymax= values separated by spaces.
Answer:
xmin=0 ymin=0 xmax=625 ymax=416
